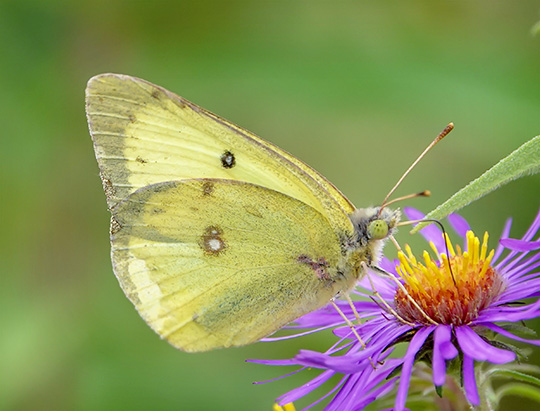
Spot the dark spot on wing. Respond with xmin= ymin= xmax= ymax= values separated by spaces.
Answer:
xmin=128 ymin=114 xmax=137 ymax=123
xmin=100 ymin=173 xmax=115 ymax=205
xmin=297 ymin=254 xmax=312 ymax=264
xmin=200 ymin=226 xmax=226 ymax=256
xmin=136 ymin=156 xmax=147 ymax=163
xmin=297 ymin=255 xmax=332 ymax=282
xmin=202 ymin=181 xmax=214 ymax=196
xmin=110 ymin=216 xmax=122 ymax=236
xmin=151 ymin=90 xmax=160 ymax=100
xmin=220 ymin=150 xmax=236 ymax=169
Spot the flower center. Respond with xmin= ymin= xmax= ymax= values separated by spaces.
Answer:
xmin=394 ymin=231 xmax=506 ymax=325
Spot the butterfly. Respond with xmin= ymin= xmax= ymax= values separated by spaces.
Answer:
xmin=85 ymin=74 xmax=401 ymax=352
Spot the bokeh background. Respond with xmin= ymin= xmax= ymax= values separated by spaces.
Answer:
xmin=2 ymin=1 xmax=540 ymax=410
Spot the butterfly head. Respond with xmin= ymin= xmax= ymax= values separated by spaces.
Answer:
xmin=348 ymin=207 xmax=401 ymax=266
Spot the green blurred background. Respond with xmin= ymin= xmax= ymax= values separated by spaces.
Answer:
xmin=2 ymin=1 xmax=540 ymax=410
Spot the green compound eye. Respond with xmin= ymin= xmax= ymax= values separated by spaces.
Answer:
xmin=368 ymin=219 xmax=389 ymax=240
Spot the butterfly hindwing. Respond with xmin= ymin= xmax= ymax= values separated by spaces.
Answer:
xmin=111 ymin=179 xmax=349 ymax=351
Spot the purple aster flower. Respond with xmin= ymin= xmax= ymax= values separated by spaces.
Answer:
xmin=251 ymin=207 xmax=540 ymax=410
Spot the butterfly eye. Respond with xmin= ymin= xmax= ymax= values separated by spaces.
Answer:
xmin=368 ymin=219 xmax=389 ymax=240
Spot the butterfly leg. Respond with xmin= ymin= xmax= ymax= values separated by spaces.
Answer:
xmin=366 ymin=263 xmax=435 ymax=326
xmin=330 ymin=300 xmax=366 ymax=348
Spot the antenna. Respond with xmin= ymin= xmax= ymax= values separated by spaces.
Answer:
xmin=379 ymin=123 xmax=454 ymax=211
xmin=382 ymin=190 xmax=431 ymax=209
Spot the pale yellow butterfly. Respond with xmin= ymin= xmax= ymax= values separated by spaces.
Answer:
xmin=85 ymin=74 xmax=401 ymax=352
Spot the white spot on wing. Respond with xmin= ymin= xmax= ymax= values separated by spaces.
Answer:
xmin=208 ymin=238 xmax=222 ymax=251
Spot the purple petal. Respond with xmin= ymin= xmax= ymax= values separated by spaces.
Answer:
xmin=334 ymin=317 xmax=410 ymax=358
xmin=333 ymin=325 xmax=358 ymax=339
xmin=403 ymin=207 xmax=425 ymax=221
xmin=454 ymin=326 xmax=515 ymax=363
xmin=291 ymin=297 xmax=389 ymax=329
xmin=352 ymin=377 xmax=399 ymax=410
xmin=359 ymin=322 xmax=414 ymax=364
xmin=448 ymin=213 xmax=471 ymax=238
xmin=337 ymin=358 xmax=402 ymax=410
xmin=334 ymin=301 xmax=385 ymax=320
xmin=493 ymin=217 xmax=513 ymax=262
xmin=326 ymin=372 xmax=363 ymax=410
xmin=499 ymin=252 xmax=532 ymax=278
xmin=305 ymin=374 xmax=348 ymax=410
xmin=497 ymin=208 xmax=540 ymax=269
xmin=520 ymin=207 xmax=540 ymax=242
xmin=277 ymin=369 xmax=335 ymax=404
xmin=481 ymin=323 xmax=540 ymax=347
xmin=325 ymin=368 xmax=370 ymax=410
xmin=295 ymin=349 xmax=371 ymax=374
xmin=497 ymin=276 xmax=540 ymax=302
xmin=252 ymin=367 xmax=306 ymax=384
xmin=361 ymin=317 xmax=408 ymax=339
xmin=501 ymin=253 xmax=540 ymax=283
xmin=500 ymin=238 xmax=540 ymax=252
xmin=294 ymin=320 xmax=402 ymax=373
xmin=432 ymin=325 xmax=458 ymax=386
xmin=463 ymin=354 xmax=480 ymax=405
xmin=247 ymin=358 xmax=298 ymax=366
xmin=395 ymin=326 xmax=435 ymax=411
xmin=404 ymin=207 xmax=445 ymax=252
xmin=325 ymin=338 xmax=355 ymax=357
xmin=292 ymin=305 xmax=347 ymax=328
xmin=478 ymin=298 xmax=540 ymax=322
xmin=261 ymin=323 xmax=342 ymax=341
xmin=498 ymin=249 xmax=540 ymax=285
xmin=379 ymin=256 xmax=398 ymax=274
xmin=358 ymin=269 xmax=398 ymax=299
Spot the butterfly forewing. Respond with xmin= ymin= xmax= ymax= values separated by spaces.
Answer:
xmin=86 ymin=74 xmax=354 ymax=233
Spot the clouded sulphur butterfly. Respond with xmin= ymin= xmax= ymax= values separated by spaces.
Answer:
xmin=86 ymin=74 xmax=400 ymax=352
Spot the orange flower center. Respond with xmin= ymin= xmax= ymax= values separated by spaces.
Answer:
xmin=394 ymin=231 xmax=505 ymax=326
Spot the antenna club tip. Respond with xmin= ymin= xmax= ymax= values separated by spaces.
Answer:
xmin=381 ymin=123 xmax=450 ymax=207
xmin=436 ymin=123 xmax=455 ymax=141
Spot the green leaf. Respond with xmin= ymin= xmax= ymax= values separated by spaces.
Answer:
xmin=435 ymin=384 xmax=443 ymax=398
xmin=496 ymin=322 xmax=538 ymax=337
xmin=496 ymin=383 xmax=540 ymax=403
xmin=412 ymin=135 xmax=540 ymax=233
xmin=488 ymin=369 xmax=540 ymax=386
